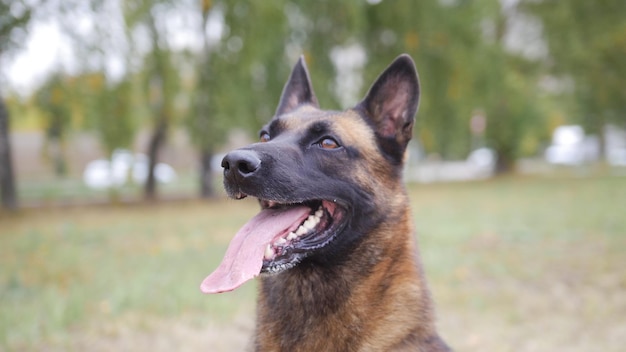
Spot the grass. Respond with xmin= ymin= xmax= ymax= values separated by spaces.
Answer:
xmin=1 ymin=176 xmax=625 ymax=351
xmin=411 ymin=176 xmax=626 ymax=351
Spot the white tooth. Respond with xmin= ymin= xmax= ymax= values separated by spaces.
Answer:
xmin=296 ymin=226 xmax=307 ymax=236
xmin=315 ymin=209 xmax=324 ymax=218
xmin=264 ymin=245 xmax=274 ymax=260
xmin=303 ymin=219 xmax=314 ymax=230
xmin=276 ymin=237 xmax=287 ymax=245
xmin=287 ymin=232 xmax=298 ymax=240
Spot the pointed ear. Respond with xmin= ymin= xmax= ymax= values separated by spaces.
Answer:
xmin=356 ymin=54 xmax=420 ymax=162
xmin=275 ymin=56 xmax=319 ymax=116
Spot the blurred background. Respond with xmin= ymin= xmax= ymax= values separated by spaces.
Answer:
xmin=1 ymin=0 xmax=625 ymax=351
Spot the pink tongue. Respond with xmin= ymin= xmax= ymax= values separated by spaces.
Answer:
xmin=200 ymin=205 xmax=310 ymax=294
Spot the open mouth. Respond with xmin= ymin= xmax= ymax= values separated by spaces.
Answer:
xmin=259 ymin=199 xmax=346 ymax=273
xmin=200 ymin=198 xmax=347 ymax=294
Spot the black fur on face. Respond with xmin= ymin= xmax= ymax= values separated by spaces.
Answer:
xmin=221 ymin=114 xmax=383 ymax=266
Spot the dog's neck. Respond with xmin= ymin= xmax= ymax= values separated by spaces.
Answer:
xmin=253 ymin=205 xmax=447 ymax=351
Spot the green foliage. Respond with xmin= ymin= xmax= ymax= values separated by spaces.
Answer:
xmin=197 ymin=1 xmax=292 ymax=139
xmin=0 ymin=0 xmax=32 ymax=54
xmin=523 ymin=0 xmax=626 ymax=136
xmin=85 ymin=77 xmax=140 ymax=155
xmin=360 ymin=0 xmax=547 ymax=166
xmin=363 ymin=0 xmax=481 ymax=158
xmin=35 ymin=74 xmax=72 ymax=141
xmin=34 ymin=74 xmax=74 ymax=176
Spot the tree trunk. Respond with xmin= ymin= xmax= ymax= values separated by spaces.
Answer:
xmin=0 ymin=97 xmax=17 ymax=210
xmin=144 ymin=118 xmax=167 ymax=201
xmin=594 ymin=113 xmax=606 ymax=161
xmin=143 ymin=13 xmax=174 ymax=201
xmin=200 ymin=148 xmax=215 ymax=198
xmin=494 ymin=151 xmax=515 ymax=174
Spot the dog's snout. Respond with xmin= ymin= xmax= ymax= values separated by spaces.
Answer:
xmin=222 ymin=150 xmax=261 ymax=180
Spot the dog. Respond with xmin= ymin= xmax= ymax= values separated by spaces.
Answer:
xmin=201 ymin=54 xmax=450 ymax=351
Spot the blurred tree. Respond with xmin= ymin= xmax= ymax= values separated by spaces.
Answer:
xmin=362 ymin=0 xmax=544 ymax=171
xmin=185 ymin=1 xmax=293 ymax=198
xmin=362 ymin=0 xmax=476 ymax=159
xmin=53 ymin=0 xmax=143 ymax=158
xmin=185 ymin=0 xmax=223 ymax=198
xmin=122 ymin=0 xmax=181 ymax=200
xmin=524 ymin=0 xmax=626 ymax=157
xmin=292 ymin=0 xmax=367 ymax=110
xmin=35 ymin=74 xmax=73 ymax=176
xmin=0 ymin=0 xmax=34 ymax=210
xmin=211 ymin=1 xmax=290 ymax=128
xmin=80 ymin=73 xmax=138 ymax=155
xmin=44 ymin=0 xmax=175 ymax=199
xmin=362 ymin=1 xmax=478 ymax=159
xmin=480 ymin=57 xmax=542 ymax=172
xmin=473 ymin=1 xmax=543 ymax=172
xmin=143 ymin=9 xmax=176 ymax=200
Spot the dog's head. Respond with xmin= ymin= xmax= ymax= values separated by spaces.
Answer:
xmin=201 ymin=55 xmax=420 ymax=294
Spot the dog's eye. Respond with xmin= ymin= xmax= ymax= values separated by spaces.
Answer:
xmin=260 ymin=132 xmax=270 ymax=143
xmin=318 ymin=138 xmax=340 ymax=150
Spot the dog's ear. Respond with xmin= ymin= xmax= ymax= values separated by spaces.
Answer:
xmin=275 ymin=56 xmax=319 ymax=116
xmin=356 ymin=54 xmax=420 ymax=162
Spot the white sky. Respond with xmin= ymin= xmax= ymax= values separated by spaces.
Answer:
xmin=2 ymin=21 xmax=76 ymax=94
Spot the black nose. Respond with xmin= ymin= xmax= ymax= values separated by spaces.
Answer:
xmin=221 ymin=149 xmax=261 ymax=181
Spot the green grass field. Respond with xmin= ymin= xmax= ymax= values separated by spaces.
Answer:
xmin=1 ymin=176 xmax=625 ymax=351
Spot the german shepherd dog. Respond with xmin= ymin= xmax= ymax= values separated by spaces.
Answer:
xmin=201 ymin=54 xmax=450 ymax=351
